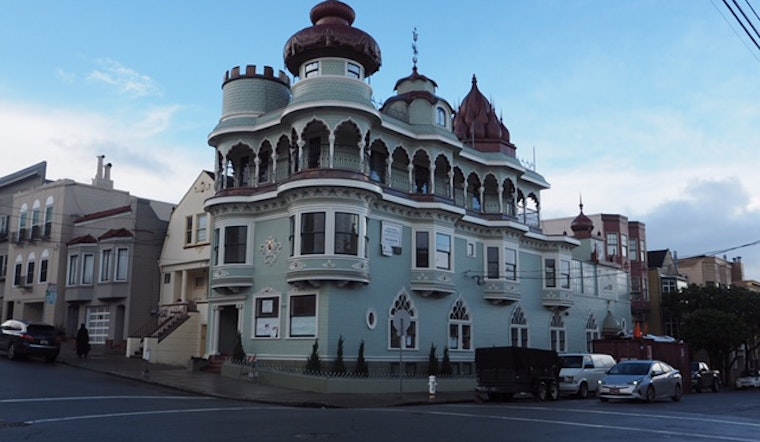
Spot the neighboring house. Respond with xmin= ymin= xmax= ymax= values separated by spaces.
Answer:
xmin=0 ymin=162 xmax=48 ymax=320
xmin=149 ymin=171 xmax=215 ymax=364
xmin=646 ymin=249 xmax=688 ymax=337
xmin=542 ymin=211 xmax=647 ymax=330
xmin=3 ymin=156 xmax=173 ymax=348
xmin=200 ymin=1 xmax=631 ymax=373
xmin=677 ymin=254 xmax=738 ymax=288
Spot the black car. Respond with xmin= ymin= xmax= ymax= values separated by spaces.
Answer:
xmin=0 ymin=319 xmax=61 ymax=363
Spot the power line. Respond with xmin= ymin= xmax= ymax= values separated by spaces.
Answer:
xmin=722 ymin=0 xmax=760 ymax=53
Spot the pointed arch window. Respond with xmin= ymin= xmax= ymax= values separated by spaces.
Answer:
xmin=448 ymin=297 xmax=472 ymax=350
xmin=550 ymin=311 xmax=566 ymax=353
xmin=585 ymin=313 xmax=600 ymax=352
xmin=389 ymin=290 xmax=417 ymax=350
xmin=18 ymin=203 xmax=28 ymax=241
xmin=31 ymin=200 xmax=41 ymax=240
xmin=510 ymin=305 xmax=528 ymax=348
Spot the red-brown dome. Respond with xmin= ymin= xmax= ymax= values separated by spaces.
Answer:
xmin=453 ymin=75 xmax=511 ymax=144
xmin=283 ymin=1 xmax=381 ymax=77
xmin=570 ymin=203 xmax=594 ymax=239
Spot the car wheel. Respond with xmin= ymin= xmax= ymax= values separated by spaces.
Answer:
xmin=645 ymin=385 xmax=656 ymax=403
xmin=7 ymin=343 xmax=18 ymax=360
xmin=548 ymin=381 xmax=560 ymax=401
xmin=536 ymin=381 xmax=548 ymax=401
xmin=672 ymin=383 xmax=682 ymax=402
xmin=711 ymin=379 xmax=719 ymax=392
xmin=577 ymin=382 xmax=589 ymax=399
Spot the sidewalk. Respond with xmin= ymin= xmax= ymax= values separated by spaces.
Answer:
xmin=57 ymin=341 xmax=475 ymax=408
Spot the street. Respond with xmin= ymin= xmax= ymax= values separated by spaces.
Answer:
xmin=2 ymin=358 xmax=760 ymax=441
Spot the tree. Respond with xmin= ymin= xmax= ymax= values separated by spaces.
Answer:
xmin=354 ymin=339 xmax=369 ymax=376
xmin=441 ymin=346 xmax=453 ymax=376
xmin=427 ymin=343 xmax=439 ymax=376
xmin=680 ymin=308 xmax=747 ymax=379
xmin=305 ymin=339 xmax=321 ymax=373
xmin=333 ymin=335 xmax=347 ymax=374
xmin=232 ymin=332 xmax=246 ymax=363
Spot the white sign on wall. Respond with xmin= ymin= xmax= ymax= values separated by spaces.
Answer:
xmin=381 ymin=222 xmax=402 ymax=256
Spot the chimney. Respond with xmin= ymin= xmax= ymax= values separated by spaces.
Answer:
xmin=95 ymin=155 xmax=105 ymax=180
xmin=91 ymin=155 xmax=114 ymax=189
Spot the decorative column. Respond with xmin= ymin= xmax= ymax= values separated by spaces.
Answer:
xmin=297 ymin=140 xmax=305 ymax=171
xmin=211 ymin=305 xmax=221 ymax=355
xmin=478 ymin=186 xmax=485 ymax=213
xmin=407 ymin=164 xmax=414 ymax=193
xmin=253 ymin=157 xmax=261 ymax=187
xmin=447 ymin=170 xmax=454 ymax=199
xmin=329 ymin=134 xmax=336 ymax=168
xmin=358 ymin=140 xmax=366 ymax=173
xmin=498 ymin=183 xmax=504 ymax=214
xmin=429 ymin=163 xmax=435 ymax=195
xmin=289 ymin=145 xmax=296 ymax=175
xmin=180 ymin=270 xmax=188 ymax=303
xmin=271 ymin=150 xmax=278 ymax=182
xmin=385 ymin=157 xmax=392 ymax=185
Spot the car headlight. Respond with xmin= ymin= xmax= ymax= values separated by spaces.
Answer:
xmin=627 ymin=378 xmax=642 ymax=386
xmin=563 ymin=376 xmax=574 ymax=383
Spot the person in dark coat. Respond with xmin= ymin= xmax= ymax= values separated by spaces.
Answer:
xmin=75 ymin=323 xmax=90 ymax=358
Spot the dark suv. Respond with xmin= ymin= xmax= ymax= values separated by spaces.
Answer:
xmin=0 ymin=319 xmax=61 ymax=363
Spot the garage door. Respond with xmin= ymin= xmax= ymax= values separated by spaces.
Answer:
xmin=86 ymin=307 xmax=110 ymax=344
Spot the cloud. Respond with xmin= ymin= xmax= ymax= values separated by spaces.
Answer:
xmin=86 ymin=59 xmax=160 ymax=98
xmin=0 ymin=100 xmax=206 ymax=205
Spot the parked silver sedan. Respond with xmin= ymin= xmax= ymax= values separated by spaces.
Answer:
xmin=598 ymin=360 xmax=682 ymax=403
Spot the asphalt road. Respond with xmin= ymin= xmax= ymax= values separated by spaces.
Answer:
xmin=2 ymin=357 xmax=760 ymax=442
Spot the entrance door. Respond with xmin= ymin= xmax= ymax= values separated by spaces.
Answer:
xmin=217 ymin=305 xmax=239 ymax=355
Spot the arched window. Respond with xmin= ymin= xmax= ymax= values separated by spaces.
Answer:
xmin=510 ymin=305 xmax=528 ymax=347
xmin=25 ymin=252 xmax=36 ymax=287
xmin=550 ymin=311 xmax=566 ymax=353
xmin=31 ymin=200 xmax=41 ymax=239
xmin=448 ymin=297 xmax=472 ymax=350
xmin=585 ymin=313 xmax=599 ymax=352
xmin=44 ymin=196 xmax=54 ymax=238
xmin=436 ymin=107 xmax=446 ymax=126
xmin=389 ymin=289 xmax=417 ymax=350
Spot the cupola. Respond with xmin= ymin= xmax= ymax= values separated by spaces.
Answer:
xmin=570 ymin=201 xmax=594 ymax=239
xmin=453 ymin=75 xmax=516 ymax=157
xmin=283 ymin=0 xmax=382 ymax=77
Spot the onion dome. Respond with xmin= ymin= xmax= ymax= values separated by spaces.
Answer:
xmin=570 ymin=201 xmax=594 ymax=239
xmin=283 ymin=0 xmax=382 ymax=77
xmin=453 ymin=75 xmax=514 ymax=156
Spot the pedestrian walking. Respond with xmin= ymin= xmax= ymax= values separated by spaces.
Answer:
xmin=75 ymin=323 xmax=90 ymax=358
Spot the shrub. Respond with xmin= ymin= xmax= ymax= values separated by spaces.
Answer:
xmin=334 ymin=335 xmax=347 ymax=374
xmin=441 ymin=346 xmax=453 ymax=375
xmin=232 ymin=332 xmax=246 ymax=363
xmin=427 ymin=343 xmax=439 ymax=376
xmin=305 ymin=339 xmax=322 ymax=373
xmin=354 ymin=339 xmax=369 ymax=376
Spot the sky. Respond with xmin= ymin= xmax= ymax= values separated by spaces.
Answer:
xmin=1 ymin=0 xmax=759 ymax=279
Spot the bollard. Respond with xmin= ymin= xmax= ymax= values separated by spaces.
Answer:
xmin=428 ymin=375 xmax=437 ymax=401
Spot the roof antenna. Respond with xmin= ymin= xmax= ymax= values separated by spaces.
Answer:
xmin=412 ymin=27 xmax=419 ymax=72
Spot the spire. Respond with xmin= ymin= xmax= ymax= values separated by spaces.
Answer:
xmin=412 ymin=27 xmax=419 ymax=72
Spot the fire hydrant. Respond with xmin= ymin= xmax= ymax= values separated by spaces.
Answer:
xmin=428 ymin=375 xmax=438 ymax=401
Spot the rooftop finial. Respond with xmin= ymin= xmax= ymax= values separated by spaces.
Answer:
xmin=579 ymin=193 xmax=584 ymax=212
xmin=412 ymin=27 xmax=419 ymax=71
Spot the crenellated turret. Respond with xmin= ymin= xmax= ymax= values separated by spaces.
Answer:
xmin=220 ymin=65 xmax=291 ymax=120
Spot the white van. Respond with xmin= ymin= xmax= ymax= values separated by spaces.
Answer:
xmin=559 ymin=353 xmax=616 ymax=398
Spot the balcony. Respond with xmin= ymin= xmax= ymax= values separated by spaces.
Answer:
xmin=631 ymin=295 xmax=651 ymax=313
xmin=481 ymin=280 xmax=521 ymax=304
xmin=409 ymin=269 xmax=455 ymax=297
xmin=541 ymin=289 xmax=574 ymax=309
xmin=210 ymin=265 xmax=254 ymax=295
xmin=286 ymin=256 xmax=369 ymax=289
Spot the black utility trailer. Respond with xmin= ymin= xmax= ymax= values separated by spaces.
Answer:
xmin=475 ymin=346 xmax=561 ymax=401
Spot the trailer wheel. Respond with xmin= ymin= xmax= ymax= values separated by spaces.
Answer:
xmin=548 ymin=380 xmax=560 ymax=401
xmin=536 ymin=381 xmax=548 ymax=401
